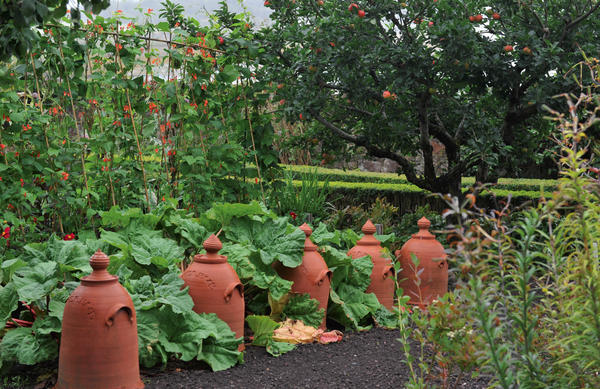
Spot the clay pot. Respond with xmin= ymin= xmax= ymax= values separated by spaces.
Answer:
xmin=57 ymin=250 xmax=143 ymax=389
xmin=274 ymin=223 xmax=332 ymax=329
xmin=181 ymin=234 xmax=244 ymax=350
xmin=347 ymin=220 xmax=395 ymax=310
xmin=396 ymin=217 xmax=448 ymax=306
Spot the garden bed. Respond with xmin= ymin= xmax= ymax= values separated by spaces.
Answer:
xmin=4 ymin=327 xmax=490 ymax=388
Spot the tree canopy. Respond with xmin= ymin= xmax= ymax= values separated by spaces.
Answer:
xmin=259 ymin=0 xmax=600 ymax=194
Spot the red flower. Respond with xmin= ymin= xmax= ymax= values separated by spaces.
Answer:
xmin=289 ymin=211 xmax=297 ymax=220
xmin=0 ymin=143 xmax=5 ymax=150
xmin=148 ymin=102 xmax=159 ymax=114
xmin=63 ymin=233 xmax=75 ymax=241
xmin=1 ymin=226 xmax=9 ymax=239
xmin=61 ymin=171 xmax=69 ymax=181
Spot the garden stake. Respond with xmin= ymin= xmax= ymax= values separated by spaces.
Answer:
xmin=55 ymin=32 xmax=92 ymax=209
xmin=114 ymin=28 xmax=151 ymax=212
xmin=85 ymin=46 xmax=116 ymax=207
xmin=28 ymin=53 xmax=51 ymax=150
xmin=243 ymin=89 xmax=265 ymax=203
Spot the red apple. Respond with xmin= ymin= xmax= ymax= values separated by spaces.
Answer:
xmin=504 ymin=45 xmax=514 ymax=52
xmin=469 ymin=15 xmax=475 ymax=22
xmin=382 ymin=90 xmax=391 ymax=99
xmin=474 ymin=14 xmax=483 ymax=22
xmin=492 ymin=12 xmax=501 ymax=20
xmin=358 ymin=9 xmax=365 ymax=18
xmin=522 ymin=46 xmax=532 ymax=55
xmin=348 ymin=3 xmax=358 ymax=12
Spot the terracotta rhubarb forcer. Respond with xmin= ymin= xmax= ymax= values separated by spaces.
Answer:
xmin=347 ymin=220 xmax=395 ymax=310
xmin=275 ymin=223 xmax=332 ymax=329
xmin=57 ymin=250 xmax=143 ymax=389
xmin=396 ymin=217 xmax=448 ymax=306
xmin=181 ymin=234 xmax=244 ymax=350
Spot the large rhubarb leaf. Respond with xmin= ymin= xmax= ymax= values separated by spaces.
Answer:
xmin=204 ymin=201 xmax=267 ymax=227
xmin=129 ymin=274 xmax=241 ymax=370
xmin=12 ymin=262 xmax=59 ymax=303
xmin=20 ymin=235 xmax=91 ymax=276
xmin=282 ymin=293 xmax=324 ymax=329
xmin=225 ymin=217 xmax=304 ymax=268
xmin=0 ymin=283 xmax=18 ymax=322
xmin=0 ymin=327 xmax=58 ymax=365
xmin=220 ymin=243 xmax=255 ymax=280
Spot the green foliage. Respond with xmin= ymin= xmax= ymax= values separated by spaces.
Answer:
xmin=246 ymin=315 xmax=296 ymax=357
xmin=271 ymin=168 xmax=332 ymax=221
xmin=223 ymin=215 xmax=304 ymax=302
xmin=135 ymin=305 xmax=242 ymax=370
xmin=0 ymin=2 xmax=276 ymax=252
xmin=0 ymin=0 xmax=109 ymax=59
xmin=0 ymin=204 xmax=246 ymax=371
xmin=260 ymin=1 xmax=599 ymax=193
xmin=434 ymin=68 xmax=600 ymax=387
xmin=282 ymin=293 xmax=324 ymax=329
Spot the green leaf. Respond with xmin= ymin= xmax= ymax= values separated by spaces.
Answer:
xmin=372 ymin=305 xmax=398 ymax=329
xmin=136 ymin=309 xmax=166 ymax=368
xmin=226 ymin=217 xmax=304 ymax=267
xmin=0 ymin=283 xmax=18 ymax=322
xmin=205 ymin=201 xmax=266 ymax=227
xmin=246 ymin=315 xmax=279 ymax=347
xmin=282 ymin=293 xmax=324 ymax=329
xmin=220 ymin=243 xmax=256 ymax=280
xmin=130 ymin=234 xmax=183 ymax=268
xmin=266 ymin=339 xmax=296 ymax=356
xmin=0 ymin=327 xmax=58 ymax=365
xmin=12 ymin=262 xmax=59 ymax=303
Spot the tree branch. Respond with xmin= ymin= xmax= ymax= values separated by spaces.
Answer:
xmin=560 ymin=2 xmax=600 ymax=41
xmin=308 ymin=108 xmax=426 ymax=187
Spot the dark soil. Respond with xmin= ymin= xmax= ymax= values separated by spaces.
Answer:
xmin=4 ymin=327 xmax=491 ymax=389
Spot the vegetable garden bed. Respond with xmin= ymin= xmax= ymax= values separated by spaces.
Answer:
xmin=3 ymin=327 xmax=491 ymax=388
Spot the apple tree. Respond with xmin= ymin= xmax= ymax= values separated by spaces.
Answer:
xmin=258 ymin=0 xmax=600 ymax=194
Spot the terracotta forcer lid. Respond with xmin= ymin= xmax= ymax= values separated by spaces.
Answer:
xmin=299 ymin=223 xmax=317 ymax=252
xmin=412 ymin=217 xmax=435 ymax=240
xmin=356 ymin=220 xmax=380 ymax=246
xmin=82 ymin=250 xmax=117 ymax=283
xmin=194 ymin=234 xmax=227 ymax=264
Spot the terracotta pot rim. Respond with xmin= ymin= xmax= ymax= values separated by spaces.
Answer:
xmin=193 ymin=254 xmax=227 ymax=264
xmin=81 ymin=276 xmax=118 ymax=284
xmin=410 ymin=234 xmax=435 ymax=240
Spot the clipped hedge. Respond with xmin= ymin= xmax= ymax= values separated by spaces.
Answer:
xmin=290 ymin=180 xmax=546 ymax=214
xmin=283 ymin=165 xmax=558 ymax=192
